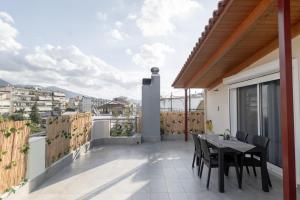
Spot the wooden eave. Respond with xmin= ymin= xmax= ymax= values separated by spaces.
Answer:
xmin=172 ymin=0 xmax=300 ymax=89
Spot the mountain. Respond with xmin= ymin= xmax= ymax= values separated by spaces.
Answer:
xmin=0 ymin=79 xmax=10 ymax=86
xmin=44 ymin=86 xmax=83 ymax=99
xmin=0 ymin=79 xmax=83 ymax=98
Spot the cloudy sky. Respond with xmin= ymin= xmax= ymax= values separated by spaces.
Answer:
xmin=0 ymin=0 xmax=219 ymax=99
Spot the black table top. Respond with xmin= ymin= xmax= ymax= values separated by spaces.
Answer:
xmin=199 ymin=134 xmax=255 ymax=153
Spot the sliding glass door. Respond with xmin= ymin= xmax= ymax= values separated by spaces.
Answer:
xmin=236 ymin=80 xmax=282 ymax=167
xmin=260 ymin=80 xmax=282 ymax=167
xmin=237 ymin=85 xmax=258 ymax=136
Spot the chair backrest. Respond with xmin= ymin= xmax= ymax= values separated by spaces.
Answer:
xmin=236 ymin=130 xmax=247 ymax=142
xmin=253 ymin=135 xmax=270 ymax=150
xmin=247 ymin=134 xmax=270 ymax=155
xmin=246 ymin=134 xmax=255 ymax=144
xmin=199 ymin=138 xmax=210 ymax=161
xmin=192 ymin=133 xmax=201 ymax=153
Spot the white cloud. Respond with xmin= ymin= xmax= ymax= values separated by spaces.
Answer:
xmin=0 ymin=44 xmax=141 ymax=98
xmin=136 ymin=0 xmax=202 ymax=36
xmin=109 ymin=29 xmax=128 ymax=41
xmin=115 ymin=21 xmax=123 ymax=28
xmin=0 ymin=12 xmax=22 ymax=53
xmin=125 ymin=48 xmax=133 ymax=55
xmin=127 ymin=13 xmax=137 ymax=20
xmin=25 ymin=45 xmax=123 ymax=81
xmin=96 ymin=11 xmax=107 ymax=21
xmin=0 ymin=12 xmax=141 ymax=99
xmin=132 ymin=43 xmax=174 ymax=68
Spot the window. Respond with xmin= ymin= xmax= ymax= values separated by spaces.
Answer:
xmin=237 ymin=85 xmax=258 ymax=136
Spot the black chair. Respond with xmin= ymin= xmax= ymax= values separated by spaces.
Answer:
xmin=236 ymin=131 xmax=247 ymax=142
xmin=192 ymin=133 xmax=202 ymax=176
xmin=244 ymin=134 xmax=256 ymax=176
xmin=199 ymin=138 xmax=241 ymax=189
xmin=243 ymin=135 xmax=272 ymax=188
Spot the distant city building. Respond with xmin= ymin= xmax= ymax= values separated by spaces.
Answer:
xmin=35 ymin=89 xmax=53 ymax=116
xmin=79 ymin=96 xmax=92 ymax=113
xmin=98 ymin=100 xmax=127 ymax=115
xmin=0 ymin=86 xmax=67 ymax=117
xmin=52 ymin=92 xmax=67 ymax=115
xmin=67 ymin=96 xmax=109 ymax=114
xmin=68 ymin=97 xmax=80 ymax=111
xmin=0 ymin=86 xmax=12 ymax=115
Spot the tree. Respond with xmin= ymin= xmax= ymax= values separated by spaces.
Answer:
xmin=30 ymin=103 xmax=40 ymax=124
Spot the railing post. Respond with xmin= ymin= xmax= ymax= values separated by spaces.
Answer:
xmin=135 ymin=116 xmax=138 ymax=133
xmin=277 ymin=0 xmax=297 ymax=199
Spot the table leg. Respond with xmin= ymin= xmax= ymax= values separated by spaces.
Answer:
xmin=240 ymin=154 xmax=244 ymax=189
xmin=261 ymin=153 xmax=269 ymax=192
xmin=218 ymin=149 xmax=224 ymax=193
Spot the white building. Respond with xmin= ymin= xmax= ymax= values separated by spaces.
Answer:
xmin=0 ymin=86 xmax=67 ymax=117
xmin=79 ymin=96 xmax=92 ymax=113
xmin=52 ymin=92 xmax=67 ymax=114
xmin=0 ymin=86 xmax=12 ymax=115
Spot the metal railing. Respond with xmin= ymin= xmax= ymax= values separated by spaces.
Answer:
xmin=93 ymin=117 xmax=140 ymax=137
xmin=160 ymin=108 xmax=204 ymax=112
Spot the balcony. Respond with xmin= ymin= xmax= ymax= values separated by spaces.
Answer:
xmin=1 ymin=111 xmax=300 ymax=200
xmin=18 ymin=140 xmax=300 ymax=200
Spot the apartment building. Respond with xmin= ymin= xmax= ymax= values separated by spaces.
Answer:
xmin=36 ymin=89 xmax=53 ymax=116
xmin=78 ymin=96 xmax=92 ymax=113
xmin=12 ymin=87 xmax=37 ymax=115
xmin=52 ymin=92 xmax=67 ymax=115
xmin=0 ymin=87 xmax=12 ymax=115
xmin=0 ymin=86 xmax=67 ymax=117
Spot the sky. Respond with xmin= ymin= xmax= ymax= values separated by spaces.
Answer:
xmin=0 ymin=0 xmax=219 ymax=99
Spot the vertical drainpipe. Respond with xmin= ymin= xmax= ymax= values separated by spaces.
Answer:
xmin=184 ymin=89 xmax=188 ymax=142
xmin=277 ymin=0 xmax=296 ymax=199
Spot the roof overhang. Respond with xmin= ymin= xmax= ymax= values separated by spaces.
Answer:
xmin=172 ymin=0 xmax=300 ymax=89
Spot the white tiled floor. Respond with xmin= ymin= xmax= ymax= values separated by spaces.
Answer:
xmin=14 ymin=141 xmax=299 ymax=200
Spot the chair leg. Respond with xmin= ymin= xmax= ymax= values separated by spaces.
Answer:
xmin=192 ymin=153 xmax=196 ymax=168
xmin=239 ymin=155 xmax=244 ymax=188
xmin=198 ymin=164 xmax=200 ymax=176
xmin=198 ymin=156 xmax=202 ymax=170
xmin=252 ymin=166 xmax=257 ymax=177
xmin=250 ymin=154 xmax=257 ymax=177
xmin=246 ymin=166 xmax=250 ymax=175
xmin=234 ymin=155 xmax=241 ymax=189
xmin=225 ymin=166 xmax=229 ymax=176
xmin=200 ymin=161 xmax=204 ymax=178
xmin=267 ymin=171 xmax=272 ymax=187
xmin=206 ymin=165 xmax=211 ymax=189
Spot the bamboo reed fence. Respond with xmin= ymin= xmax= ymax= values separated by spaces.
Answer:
xmin=45 ymin=113 xmax=92 ymax=167
xmin=0 ymin=121 xmax=30 ymax=194
xmin=160 ymin=111 xmax=204 ymax=134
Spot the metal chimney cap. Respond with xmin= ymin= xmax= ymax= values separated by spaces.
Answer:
xmin=151 ymin=67 xmax=159 ymax=74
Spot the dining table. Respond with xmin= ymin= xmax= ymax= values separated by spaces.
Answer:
xmin=198 ymin=134 xmax=270 ymax=193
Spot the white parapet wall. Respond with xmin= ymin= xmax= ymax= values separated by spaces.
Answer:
xmin=92 ymin=119 xmax=111 ymax=139
xmin=26 ymin=136 xmax=46 ymax=180
xmin=91 ymin=118 xmax=141 ymax=145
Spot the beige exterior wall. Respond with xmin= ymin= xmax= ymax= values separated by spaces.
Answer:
xmin=206 ymin=84 xmax=230 ymax=134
